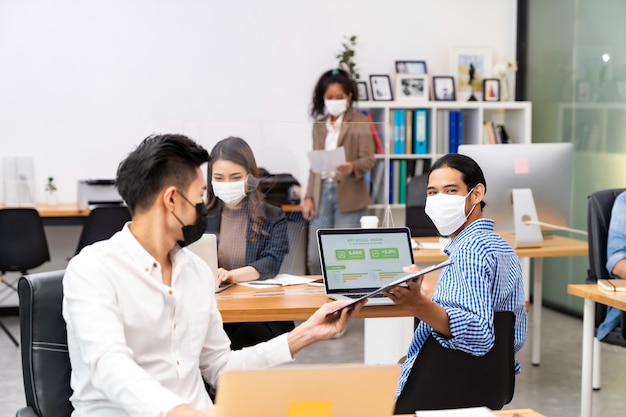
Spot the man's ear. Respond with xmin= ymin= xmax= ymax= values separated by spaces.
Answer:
xmin=471 ymin=183 xmax=485 ymax=206
xmin=162 ymin=186 xmax=178 ymax=210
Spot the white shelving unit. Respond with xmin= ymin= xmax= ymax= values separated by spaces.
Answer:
xmin=358 ymin=100 xmax=532 ymax=211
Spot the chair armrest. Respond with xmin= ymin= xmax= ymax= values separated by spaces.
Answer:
xmin=16 ymin=407 xmax=39 ymax=417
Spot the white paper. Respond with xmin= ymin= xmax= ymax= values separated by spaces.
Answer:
xmin=306 ymin=147 xmax=346 ymax=174
xmin=238 ymin=274 xmax=315 ymax=288
xmin=415 ymin=407 xmax=497 ymax=417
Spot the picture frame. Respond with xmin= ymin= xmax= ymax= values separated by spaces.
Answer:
xmin=357 ymin=81 xmax=369 ymax=101
xmin=432 ymin=76 xmax=456 ymax=101
xmin=369 ymin=75 xmax=393 ymax=101
xmin=482 ymin=78 xmax=500 ymax=101
xmin=395 ymin=60 xmax=428 ymax=74
xmin=395 ymin=74 xmax=429 ymax=101
xmin=450 ymin=48 xmax=493 ymax=101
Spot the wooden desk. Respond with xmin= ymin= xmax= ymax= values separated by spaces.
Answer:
xmin=414 ymin=234 xmax=588 ymax=366
xmin=397 ymin=409 xmax=546 ymax=417
xmin=567 ymin=284 xmax=626 ymax=417
xmin=216 ymin=283 xmax=412 ymax=323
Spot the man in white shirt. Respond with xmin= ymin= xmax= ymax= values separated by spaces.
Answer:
xmin=63 ymin=134 xmax=361 ymax=417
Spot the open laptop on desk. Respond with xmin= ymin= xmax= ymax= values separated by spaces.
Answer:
xmin=215 ymin=365 xmax=399 ymax=417
xmin=317 ymin=227 xmax=415 ymax=306
xmin=186 ymin=233 xmax=234 ymax=293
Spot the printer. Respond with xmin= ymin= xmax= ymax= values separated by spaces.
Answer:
xmin=78 ymin=179 xmax=124 ymax=209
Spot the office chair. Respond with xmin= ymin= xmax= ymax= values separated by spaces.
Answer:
xmin=394 ymin=311 xmax=515 ymax=414
xmin=17 ymin=270 xmax=73 ymax=417
xmin=74 ymin=205 xmax=131 ymax=255
xmin=405 ymin=175 xmax=438 ymax=237
xmin=0 ymin=208 xmax=50 ymax=346
xmin=586 ymin=189 xmax=626 ymax=389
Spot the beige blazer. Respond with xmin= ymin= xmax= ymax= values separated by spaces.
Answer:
xmin=305 ymin=109 xmax=375 ymax=213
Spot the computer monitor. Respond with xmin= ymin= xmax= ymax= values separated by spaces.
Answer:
xmin=458 ymin=143 xmax=574 ymax=247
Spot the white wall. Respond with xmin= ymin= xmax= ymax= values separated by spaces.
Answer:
xmin=0 ymin=0 xmax=517 ymax=202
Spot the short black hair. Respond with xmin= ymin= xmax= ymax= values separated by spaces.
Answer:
xmin=116 ymin=134 xmax=209 ymax=215
xmin=310 ymin=68 xmax=358 ymax=119
xmin=429 ymin=153 xmax=487 ymax=209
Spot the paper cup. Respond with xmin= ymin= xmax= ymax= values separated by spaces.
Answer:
xmin=360 ymin=215 xmax=379 ymax=228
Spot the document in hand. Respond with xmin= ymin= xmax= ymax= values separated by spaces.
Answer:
xmin=238 ymin=274 xmax=315 ymax=288
xmin=307 ymin=146 xmax=346 ymax=173
xmin=325 ymin=259 xmax=452 ymax=316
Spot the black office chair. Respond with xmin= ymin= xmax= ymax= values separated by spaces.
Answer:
xmin=0 ymin=208 xmax=50 ymax=346
xmin=405 ymin=175 xmax=438 ymax=237
xmin=74 ymin=205 xmax=131 ymax=255
xmin=394 ymin=311 xmax=516 ymax=414
xmin=17 ymin=270 xmax=73 ymax=417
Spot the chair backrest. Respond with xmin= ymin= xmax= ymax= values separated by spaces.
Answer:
xmin=0 ymin=208 xmax=50 ymax=274
xmin=405 ymin=175 xmax=438 ymax=237
xmin=18 ymin=270 xmax=73 ymax=417
xmin=394 ymin=311 xmax=515 ymax=414
xmin=75 ymin=205 xmax=131 ymax=255
xmin=586 ymin=188 xmax=626 ymax=336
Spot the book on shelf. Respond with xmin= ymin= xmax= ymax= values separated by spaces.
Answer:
xmin=398 ymin=159 xmax=407 ymax=204
xmin=369 ymin=159 xmax=386 ymax=204
xmin=449 ymin=110 xmax=463 ymax=153
xmin=437 ymin=110 xmax=450 ymax=154
xmin=392 ymin=110 xmax=406 ymax=154
xmin=483 ymin=120 xmax=510 ymax=144
xmin=405 ymin=110 xmax=413 ymax=154
xmin=597 ymin=279 xmax=626 ymax=292
xmin=392 ymin=160 xmax=400 ymax=204
xmin=413 ymin=109 xmax=428 ymax=154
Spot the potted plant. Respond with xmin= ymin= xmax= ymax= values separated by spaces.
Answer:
xmin=336 ymin=35 xmax=360 ymax=80
xmin=45 ymin=176 xmax=58 ymax=205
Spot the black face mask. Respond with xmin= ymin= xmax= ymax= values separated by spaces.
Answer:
xmin=173 ymin=192 xmax=209 ymax=248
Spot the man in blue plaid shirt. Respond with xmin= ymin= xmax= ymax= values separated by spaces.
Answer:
xmin=384 ymin=153 xmax=527 ymax=396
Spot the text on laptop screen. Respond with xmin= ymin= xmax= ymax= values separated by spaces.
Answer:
xmin=318 ymin=228 xmax=415 ymax=292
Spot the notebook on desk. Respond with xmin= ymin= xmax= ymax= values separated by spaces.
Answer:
xmin=215 ymin=364 xmax=400 ymax=417
xmin=317 ymin=227 xmax=415 ymax=306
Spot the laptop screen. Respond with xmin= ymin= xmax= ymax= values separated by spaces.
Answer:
xmin=317 ymin=227 xmax=415 ymax=295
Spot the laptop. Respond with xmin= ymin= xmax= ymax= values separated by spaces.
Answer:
xmin=215 ymin=364 xmax=400 ymax=417
xmin=317 ymin=227 xmax=415 ymax=306
xmin=186 ymin=233 xmax=233 ymax=293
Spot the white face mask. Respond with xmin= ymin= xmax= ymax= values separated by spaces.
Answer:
xmin=212 ymin=179 xmax=247 ymax=206
xmin=324 ymin=99 xmax=348 ymax=117
xmin=424 ymin=188 xmax=476 ymax=237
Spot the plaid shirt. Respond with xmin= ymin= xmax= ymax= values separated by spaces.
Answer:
xmin=397 ymin=218 xmax=527 ymax=395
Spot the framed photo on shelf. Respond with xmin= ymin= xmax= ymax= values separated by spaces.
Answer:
xmin=482 ymin=78 xmax=500 ymax=101
xmin=450 ymin=48 xmax=492 ymax=101
xmin=395 ymin=60 xmax=428 ymax=74
xmin=370 ymin=75 xmax=393 ymax=101
xmin=357 ymin=81 xmax=369 ymax=101
xmin=395 ymin=74 xmax=429 ymax=101
xmin=432 ymin=76 xmax=456 ymax=101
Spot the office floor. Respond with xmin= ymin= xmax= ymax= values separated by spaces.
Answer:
xmin=1 ymin=307 xmax=625 ymax=417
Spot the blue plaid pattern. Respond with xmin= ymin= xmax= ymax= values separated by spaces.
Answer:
xmin=396 ymin=218 xmax=527 ymax=395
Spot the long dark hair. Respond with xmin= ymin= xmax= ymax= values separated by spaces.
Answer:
xmin=429 ymin=153 xmax=487 ymax=209
xmin=310 ymin=68 xmax=358 ymax=120
xmin=207 ymin=136 xmax=267 ymax=241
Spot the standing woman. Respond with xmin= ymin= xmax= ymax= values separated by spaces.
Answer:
xmin=205 ymin=136 xmax=292 ymax=349
xmin=303 ymin=68 xmax=375 ymax=274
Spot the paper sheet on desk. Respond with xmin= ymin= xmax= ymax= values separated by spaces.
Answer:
xmin=307 ymin=147 xmax=346 ymax=174
xmin=415 ymin=406 xmax=497 ymax=416
xmin=237 ymin=274 xmax=315 ymax=288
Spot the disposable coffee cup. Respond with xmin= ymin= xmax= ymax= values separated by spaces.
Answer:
xmin=360 ymin=215 xmax=379 ymax=228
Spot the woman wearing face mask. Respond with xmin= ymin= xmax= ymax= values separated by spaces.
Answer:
xmin=205 ymin=136 xmax=293 ymax=349
xmin=385 ymin=154 xmax=527 ymax=410
xmin=303 ymin=68 xmax=375 ymax=274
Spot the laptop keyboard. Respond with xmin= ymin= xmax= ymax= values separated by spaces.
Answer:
xmin=345 ymin=293 xmax=387 ymax=299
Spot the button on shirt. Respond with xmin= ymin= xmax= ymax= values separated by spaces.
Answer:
xmin=63 ymin=225 xmax=293 ymax=417
xmin=396 ymin=218 xmax=527 ymax=394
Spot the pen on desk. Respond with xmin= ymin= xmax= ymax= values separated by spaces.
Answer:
xmin=247 ymin=281 xmax=283 ymax=286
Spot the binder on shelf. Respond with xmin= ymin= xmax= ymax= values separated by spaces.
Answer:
xmin=438 ymin=110 xmax=450 ymax=154
xmin=392 ymin=110 xmax=406 ymax=154
xmin=449 ymin=111 xmax=463 ymax=153
xmin=360 ymin=110 xmax=385 ymax=154
xmin=388 ymin=160 xmax=394 ymax=204
xmin=392 ymin=160 xmax=401 ymax=204
xmin=413 ymin=109 xmax=428 ymax=154
xmin=370 ymin=159 xmax=386 ymax=204
xmin=497 ymin=124 xmax=509 ymax=144
xmin=398 ymin=159 xmax=408 ymax=204
xmin=405 ymin=110 xmax=413 ymax=154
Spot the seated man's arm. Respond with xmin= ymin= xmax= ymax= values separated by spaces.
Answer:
xmin=607 ymin=192 xmax=626 ymax=279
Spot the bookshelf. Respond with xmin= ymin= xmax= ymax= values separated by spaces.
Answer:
xmin=358 ymin=100 xmax=532 ymax=212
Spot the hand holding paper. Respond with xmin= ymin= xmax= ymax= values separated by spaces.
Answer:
xmin=307 ymin=147 xmax=346 ymax=174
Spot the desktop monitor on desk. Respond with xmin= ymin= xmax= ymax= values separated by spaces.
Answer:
xmin=458 ymin=143 xmax=573 ymax=247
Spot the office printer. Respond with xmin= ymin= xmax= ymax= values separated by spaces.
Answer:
xmin=78 ymin=179 xmax=124 ymax=209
